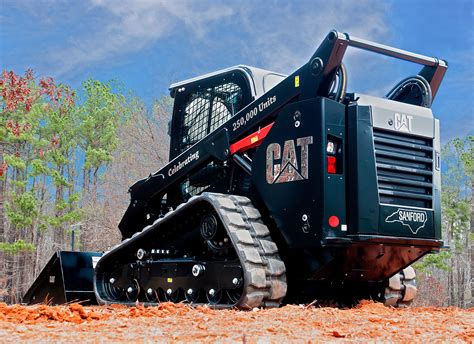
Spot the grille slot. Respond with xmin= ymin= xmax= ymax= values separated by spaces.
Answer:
xmin=373 ymin=128 xmax=433 ymax=208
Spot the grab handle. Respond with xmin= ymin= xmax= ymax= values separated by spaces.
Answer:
xmin=341 ymin=32 xmax=447 ymax=100
xmin=346 ymin=34 xmax=445 ymax=67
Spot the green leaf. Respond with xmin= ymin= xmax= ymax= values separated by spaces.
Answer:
xmin=414 ymin=250 xmax=451 ymax=273
xmin=30 ymin=158 xmax=50 ymax=176
xmin=0 ymin=240 xmax=36 ymax=255
xmin=4 ymin=154 xmax=26 ymax=170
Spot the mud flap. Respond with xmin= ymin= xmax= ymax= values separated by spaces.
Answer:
xmin=23 ymin=251 xmax=102 ymax=305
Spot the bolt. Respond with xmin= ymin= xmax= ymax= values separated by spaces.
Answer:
xmin=302 ymin=214 xmax=308 ymax=221
xmin=310 ymin=57 xmax=324 ymax=75
xmin=167 ymin=288 xmax=173 ymax=295
xmin=209 ymin=289 xmax=215 ymax=296
xmin=192 ymin=264 xmax=205 ymax=277
xmin=302 ymin=224 xmax=310 ymax=233
xmin=109 ymin=278 xmax=115 ymax=284
xmin=147 ymin=288 xmax=153 ymax=295
xmin=232 ymin=278 xmax=239 ymax=285
xmin=388 ymin=119 xmax=393 ymax=126
xmin=295 ymin=120 xmax=300 ymax=128
xmin=137 ymin=248 xmax=146 ymax=260
xmin=187 ymin=288 xmax=193 ymax=295
xmin=127 ymin=287 xmax=133 ymax=294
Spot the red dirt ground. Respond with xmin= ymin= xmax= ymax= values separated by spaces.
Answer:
xmin=0 ymin=301 xmax=472 ymax=342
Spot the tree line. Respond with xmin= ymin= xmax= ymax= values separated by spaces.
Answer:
xmin=0 ymin=69 xmax=171 ymax=302
xmin=414 ymin=136 xmax=473 ymax=308
xmin=0 ymin=69 xmax=472 ymax=307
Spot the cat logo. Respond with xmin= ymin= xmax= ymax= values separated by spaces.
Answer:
xmin=266 ymin=136 xmax=313 ymax=184
xmin=385 ymin=208 xmax=428 ymax=234
xmin=394 ymin=113 xmax=413 ymax=133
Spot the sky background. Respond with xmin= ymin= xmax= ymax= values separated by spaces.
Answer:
xmin=0 ymin=0 xmax=472 ymax=142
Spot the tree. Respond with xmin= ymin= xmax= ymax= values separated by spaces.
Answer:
xmin=0 ymin=70 xmax=76 ymax=302
xmin=81 ymin=95 xmax=172 ymax=252
xmin=76 ymin=80 xmax=127 ymax=198
xmin=74 ymin=79 xmax=132 ymax=251
xmin=0 ymin=71 xmax=132 ymax=302
xmin=413 ymin=136 xmax=472 ymax=307
xmin=451 ymin=137 xmax=473 ymax=306
xmin=443 ymin=137 xmax=472 ymax=307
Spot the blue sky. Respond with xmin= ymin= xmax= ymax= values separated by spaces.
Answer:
xmin=0 ymin=0 xmax=472 ymax=142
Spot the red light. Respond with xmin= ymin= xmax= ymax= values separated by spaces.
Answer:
xmin=327 ymin=156 xmax=337 ymax=174
xmin=328 ymin=216 xmax=340 ymax=228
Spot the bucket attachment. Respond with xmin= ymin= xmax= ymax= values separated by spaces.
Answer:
xmin=23 ymin=251 xmax=102 ymax=305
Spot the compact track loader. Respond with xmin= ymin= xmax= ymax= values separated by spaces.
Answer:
xmin=24 ymin=31 xmax=447 ymax=308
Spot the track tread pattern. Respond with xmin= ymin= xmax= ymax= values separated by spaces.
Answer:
xmin=384 ymin=266 xmax=417 ymax=307
xmin=210 ymin=193 xmax=287 ymax=308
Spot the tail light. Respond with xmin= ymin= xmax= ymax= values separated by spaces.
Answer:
xmin=327 ymin=156 xmax=337 ymax=174
xmin=326 ymin=141 xmax=336 ymax=154
xmin=328 ymin=215 xmax=340 ymax=228
xmin=326 ymin=135 xmax=342 ymax=174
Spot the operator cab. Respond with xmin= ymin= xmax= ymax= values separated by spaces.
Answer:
xmin=168 ymin=66 xmax=286 ymax=159
xmin=166 ymin=66 xmax=285 ymax=204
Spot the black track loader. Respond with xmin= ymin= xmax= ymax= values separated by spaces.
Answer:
xmin=24 ymin=31 xmax=447 ymax=308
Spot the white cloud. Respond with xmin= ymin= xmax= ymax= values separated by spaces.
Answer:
xmin=50 ymin=0 xmax=235 ymax=76
xmin=4 ymin=0 xmax=390 ymax=80
xmin=231 ymin=0 xmax=390 ymax=74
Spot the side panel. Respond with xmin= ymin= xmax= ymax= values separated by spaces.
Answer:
xmin=22 ymin=252 xmax=66 ymax=305
xmin=346 ymin=104 xmax=380 ymax=235
xmin=251 ymin=97 xmax=346 ymax=249
xmin=23 ymin=251 xmax=101 ymax=305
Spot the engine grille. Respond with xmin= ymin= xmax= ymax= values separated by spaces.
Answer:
xmin=373 ymin=128 xmax=433 ymax=209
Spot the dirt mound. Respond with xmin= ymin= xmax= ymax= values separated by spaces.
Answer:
xmin=0 ymin=301 xmax=188 ymax=323
xmin=0 ymin=301 xmax=472 ymax=342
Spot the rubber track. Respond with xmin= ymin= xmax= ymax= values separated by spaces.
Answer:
xmin=95 ymin=192 xmax=287 ymax=309
xmin=383 ymin=266 xmax=417 ymax=307
xmin=211 ymin=193 xmax=287 ymax=308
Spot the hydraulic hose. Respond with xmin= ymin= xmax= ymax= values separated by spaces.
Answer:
xmin=386 ymin=75 xmax=432 ymax=108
